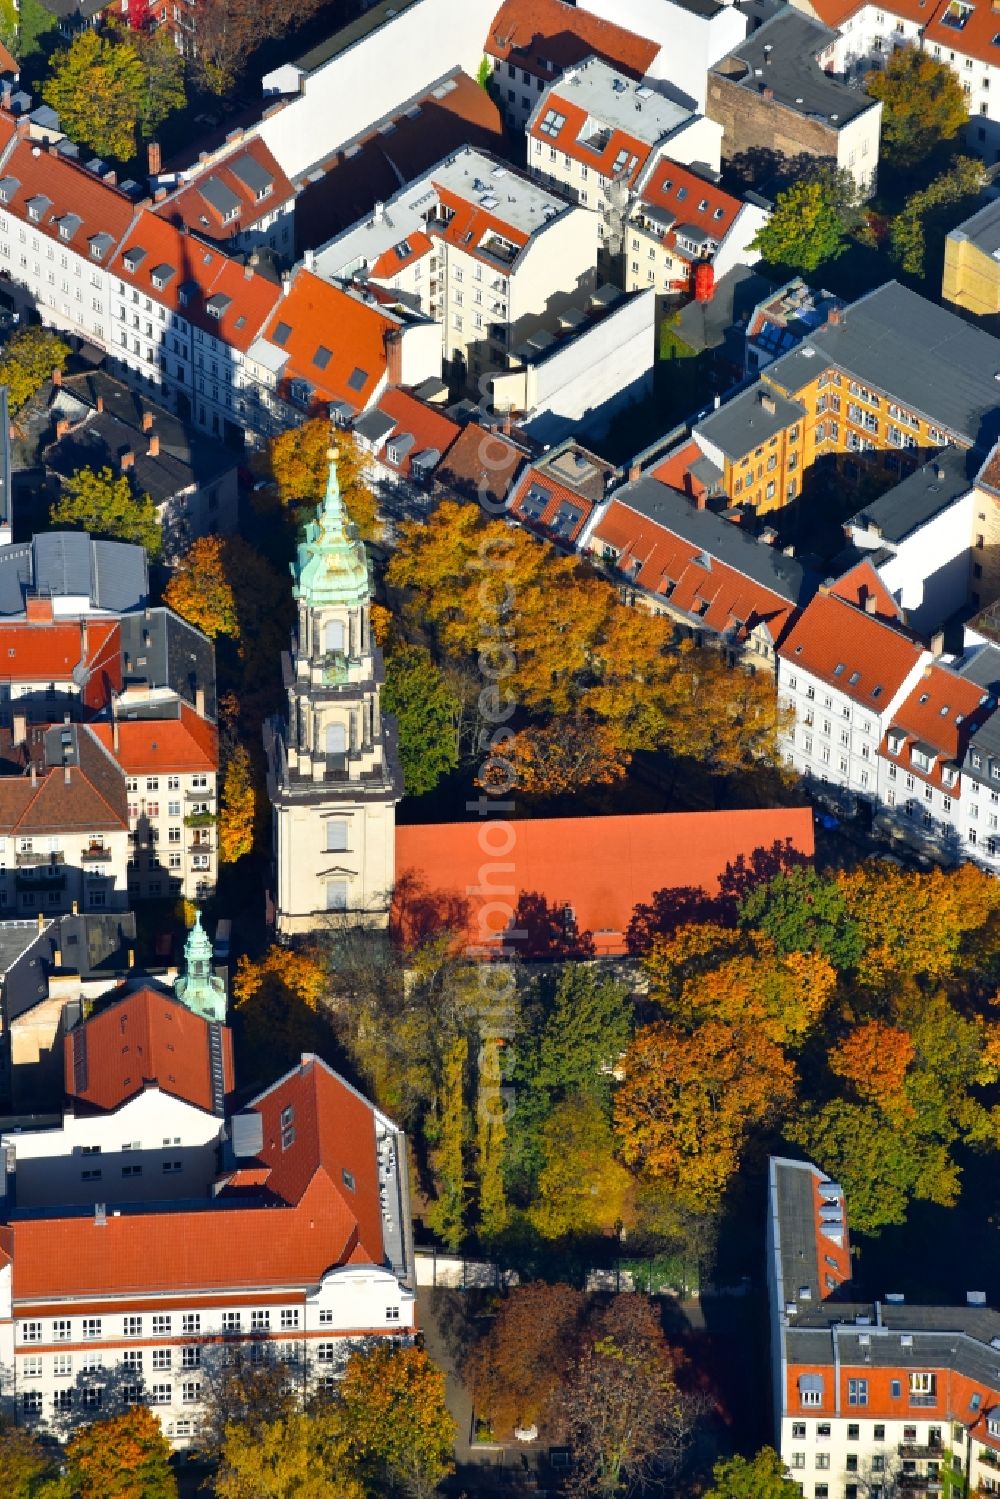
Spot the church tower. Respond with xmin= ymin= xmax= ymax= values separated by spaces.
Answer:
xmin=174 ymin=911 xmax=227 ymax=1022
xmin=265 ymin=446 xmax=401 ymax=937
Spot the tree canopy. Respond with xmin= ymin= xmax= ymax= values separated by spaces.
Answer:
xmin=65 ymin=1406 xmax=177 ymax=1499
xmin=868 ymin=48 xmax=968 ymax=169
xmin=706 ymin=1448 xmax=803 ymax=1499
xmin=42 ymin=30 xmax=147 ymax=161
xmin=49 ymin=465 xmax=161 ymax=557
xmin=267 ymin=418 xmax=378 ymax=539
xmin=751 ymin=170 xmax=853 ymax=272
xmin=382 ymin=643 xmax=459 ymax=797
xmin=219 ymin=744 xmax=257 ymax=863
xmin=0 ymin=328 xmax=69 ymax=412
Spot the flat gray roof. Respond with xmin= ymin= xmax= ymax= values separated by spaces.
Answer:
xmin=847 ymin=445 xmax=977 ymax=547
xmin=694 ymin=380 xmax=806 ymax=461
xmin=767 ymin=281 xmax=1000 ymax=451
xmin=714 ymin=8 xmax=877 ymax=127
xmin=549 ymin=57 xmax=692 ymax=145
xmin=949 ymin=196 xmax=1000 ymax=259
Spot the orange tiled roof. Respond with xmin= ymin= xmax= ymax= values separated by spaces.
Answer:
xmin=650 ymin=439 xmax=711 ymax=503
xmin=508 ymin=463 xmax=599 ymax=545
xmin=778 ymin=591 xmax=925 ymax=708
xmin=433 ymin=180 xmax=532 ymax=261
xmin=157 ymin=138 xmax=294 ymax=243
xmin=109 ymin=210 xmax=281 ymax=353
xmin=0 ymin=618 xmax=120 ymax=711
xmin=591 ymin=496 xmax=798 ymax=643
xmin=880 ymin=662 xmax=988 ymax=793
xmin=0 ymin=42 xmax=18 ymax=76
xmin=828 ymin=559 xmax=905 ymax=625
xmin=0 ymin=727 xmax=127 ymax=834
xmin=371 ymin=229 xmax=434 ymax=279
xmin=528 ymin=91 xmax=652 ymax=187
xmin=64 ymin=984 xmax=234 ymax=1115
xmin=372 ymin=388 xmax=461 ymax=476
xmin=920 ymin=0 xmax=1000 ymax=64
xmin=434 ymin=421 xmax=530 ymax=505
xmin=395 ymin=809 xmax=815 ymax=956
xmin=90 ymin=702 xmax=217 ymax=774
xmin=638 ymin=159 xmax=743 ymax=258
xmin=261 ymin=271 xmax=398 ymax=413
xmin=487 ymin=0 xmax=658 ymax=80
xmin=0 ymin=134 xmax=137 ymax=260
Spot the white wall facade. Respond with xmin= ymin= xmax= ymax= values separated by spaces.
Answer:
xmin=846 ymin=487 xmax=975 ymax=634
xmin=579 ymin=0 xmax=748 ymax=112
xmin=258 ymin=0 xmax=498 ymax=180
xmin=0 ymin=205 xmax=120 ymax=351
xmin=125 ymin=766 xmax=217 ymax=904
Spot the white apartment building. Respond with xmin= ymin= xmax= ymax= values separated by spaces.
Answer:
xmin=622 ymin=157 xmax=767 ymax=298
xmin=769 ymin=1155 xmax=1000 ymax=1499
xmin=313 ymin=146 xmax=599 ymax=389
xmin=0 ymin=979 xmax=415 ymax=1446
xmin=578 ymin=0 xmax=748 ymax=112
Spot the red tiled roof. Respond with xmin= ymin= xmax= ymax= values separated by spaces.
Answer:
xmin=487 ymin=0 xmax=658 ymax=80
xmin=109 ymin=210 xmax=281 ymax=353
xmin=371 ymin=229 xmax=434 ymax=279
xmin=650 ymin=438 xmax=711 ymax=504
xmin=638 ymin=159 xmax=743 ymax=259
xmin=778 ymin=591 xmax=926 ymax=708
xmin=0 ymin=618 xmax=120 ymax=712
xmin=261 ymin=271 xmax=398 ymax=413
xmin=0 ymin=726 xmax=127 ymax=834
xmin=528 ymin=91 xmax=652 ymax=187
xmin=394 ymin=809 xmax=815 ymax=956
xmin=10 ymin=1057 xmax=387 ymax=1301
xmin=0 ymin=134 xmax=137 ymax=259
xmin=828 ymin=559 xmax=905 ymax=625
xmin=508 ymin=463 xmax=597 ymax=545
xmin=434 ymin=421 xmax=531 ymax=506
xmin=433 ymin=180 xmax=532 ymax=262
xmin=880 ymin=662 xmax=988 ymax=794
xmin=157 ymin=139 xmax=294 ymax=243
xmin=919 ymin=0 xmax=997 ymax=62
xmin=90 ymin=702 xmax=217 ymax=774
xmin=0 ymin=43 xmax=17 ymax=77
xmin=589 ymin=497 xmax=798 ymax=644
xmin=372 ymin=387 xmax=462 ymax=476
xmin=64 ymin=985 xmax=234 ymax=1115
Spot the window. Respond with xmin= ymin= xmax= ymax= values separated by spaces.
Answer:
xmin=281 ymin=1309 xmax=300 ymax=1330
xmin=123 ymin=1350 xmax=143 ymax=1370
xmin=386 ymin=1306 xmax=400 ymax=1322
xmin=52 ymin=1319 xmax=71 ymax=1341
xmin=183 ymin=1381 xmax=202 ymax=1404
xmin=22 ymin=1391 xmax=42 ymax=1415
xmin=122 ymin=1384 xmax=142 ymax=1406
xmin=150 ymin=1384 xmax=172 ymax=1405
xmin=152 ymin=1315 xmax=171 ymax=1336
xmin=799 ymin=1375 xmax=824 ymax=1407
xmin=182 ymin=1313 xmax=201 ymax=1335
xmin=816 ymin=1454 xmax=830 ymax=1469
xmin=182 ymin=1347 xmax=201 ymax=1369
xmin=874 ymin=1424 xmax=885 ymax=1440
xmin=53 ymin=1389 xmax=73 ymax=1412
xmin=319 ymin=1308 xmax=334 ymax=1325
xmin=325 ymin=820 xmax=347 ymax=853
xmin=22 ymin=1323 xmax=42 ymax=1344
xmin=792 ymin=1423 xmax=806 ymax=1439
xmin=124 ymin=1316 xmax=142 ymax=1338
xmin=911 ymin=1372 xmax=937 ymax=1403
xmin=891 ymin=1381 xmax=902 ymax=1399
xmin=152 ymin=1349 xmax=171 ymax=1371
xmin=251 ymin=1310 xmax=270 ymax=1331
xmin=23 ymin=1356 xmax=42 ymax=1379
xmin=848 ymin=1380 xmax=868 ymax=1406
xmin=222 ymin=1312 xmax=242 ymax=1334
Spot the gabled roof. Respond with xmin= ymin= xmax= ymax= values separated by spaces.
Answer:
xmin=923 ymin=0 xmax=1000 ymax=68
xmin=90 ymin=701 xmax=217 ymax=775
xmin=0 ymin=616 xmax=120 ymax=708
xmin=508 ymin=442 xmax=615 ymax=545
xmin=0 ymin=133 xmax=136 ymax=259
xmin=434 ymin=421 xmax=531 ymax=505
xmin=109 ymin=210 xmax=280 ymax=353
xmin=882 ymin=662 xmax=989 ymax=793
xmin=258 ymin=271 xmax=399 ymax=413
xmin=529 ymin=63 xmax=681 ymax=188
xmin=636 ymin=158 xmax=743 ymax=254
xmin=827 ymin=558 xmax=905 ymax=625
xmin=369 ymin=387 xmax=462 ymax=476
xmin=395 ymin=809 xmax=815 ymax=956
xmin=0 ymin=724 xmax=128 ymax=834
xmin=778 ymin=589 xmax=926 ymax=709
xmin=486 ymin=0 xmax=659 ymax=79
xmin=157 ymin=139 xmax=294 ymax=242
xmin=64 ymin=984 xmax=234 ymax=1115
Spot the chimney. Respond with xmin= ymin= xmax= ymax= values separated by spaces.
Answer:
xmin=120 ymin=449 xmax=134 ymax=471
xmin=52 ymin=366 xmax=62 ymax=388
xmin=63 ymin=764 xmax=70 ymax=785
xmin=103 ymin=170 xmax=116 ymax=187
xmin=141 ymin=410 xmax=154 ymax=433
xmin=80 ymin=616 xmax=88 ymax=659
xmin=112 ymin=715 xmax=119 ymax=752
xmin=94 ymin=1203 xmax=106 ymax=1226
xmin=304 ymin=248 xmax=315 ymax=271
xmin=385 ymin=328 xmax=403 ymax=387
xmin=29 ymin=763 xmax=36 ymax=788
xmin=281 ymin=273 xmax=291 ymax=297
xmin=95 ymin=395 xmax=104 ymax=413
xmin=195 ymin=685 xmax=206 ymax=718
xmin=696 ymin=490 xmax=708 ymax=511
xmin=629 ymin=460 xmax=641 ymax=482
xmin=71 ymin=900 xmax=78 ymax=916
xmin=36 ymin=911 xmax=44 ymax=931
xmin=14 ymin=114 xmax=28 ymax=140
xmin=931 ymin=629 xmax=945 ymax=658
xmin=783 ymin=543 xmax=795 ymax=557
xmin=53 ymin=947 xmax=61 ymax=966
xmin=147 ymin=140 xmax=162 ymax=177
xmin=864 ymin=592 xmax=877 ymax=614
xmin=154 ymin=187 xmax=168 ymax=203
xmin=25 ymin=596 xmax=53 ymax=623
xmin=55 ymin=416 xmax=70 ymax=439
xmin=827 ymin=306 xmax=843 ymax=327
xmin=762 ymin=86 xmax=774 ymax=100
xmin=13 ymin=711 xmax=26 ymax=745
xmin=760 ymin=391 xmax=776 ymax=416
xmin=148 ymin=434 xmax=160 ymax=458
xmin=244 ymin=261 xmax=253 ymax=280
xmin=374 ymin=200 xmax=385 ymax=223
xmin=127 ymin=947 xmax=135 ymax=969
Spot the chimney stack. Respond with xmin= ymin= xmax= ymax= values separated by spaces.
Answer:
xmin=148 ymin=434 xmax=160 ymax=458
xmin=154 ymin=187 xmax=168 ymax=203
xmin=55 ymin=416 xmax=70 ymax=439
xmin=629 ymin=460 xmax=641 ymax=482
xmin=760 ymin=391 xmax=776 ymax=416
xmin=13 ymin=711 xmax=26 ymax=746
xmin=120 ymin=450 xmax=134 ymax=471
xmin=827 ymin=306 xmax=843 ymax=327
xmin=762 ymin=86 xmax=774 ymax=100
xmin=931 ymin=629 xmax=945 ymax=658
xmin=72 ymin=900 xmax=78 ymax=916
xmin=30 ymin=763 xmax=36 ymax=788
xmin=127 ymin=947 xmax=135 ymax=969
xmin=63 ymin=764 xmax=70 ymax=785
xmin=864 ymin=593 xmax=877 ymax=614
xmin=147 ymin=140 xmax=162 ymax=177
xmin=36 ymin=911 xmax=44 ymax=931
xmin=103 ymin=170 xmax=116 ymax=187
xmin=95 ymin=395 xmax=104 ymax=413
xmin=52 ymin=366 xmax=62 ymax=388
xmin=195 ymin=685 xmax=206 ymax=718
xmin=112 ymin=715 xmax=119 ymax=752
xmin=141 ymin=411 xmax=154 ymax=433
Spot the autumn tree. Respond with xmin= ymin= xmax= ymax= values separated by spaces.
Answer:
xmin=192 ymin=0 xmax=324 ymax=94
xmin=614 ymin=1019 xmax=796 ymax=1212
xmin=0 ymin=1421 xmax=68 ymax=1499
xmin=65 ymin=1405 xmax=178 ymax=1499
xmin=829 ymin=1020 xmax=915 ymax=1106
xmin=790 ymin=1099 xmax=930 ymax=1233
xmin=868 ymin=48 xmax=968 ymax=170
xmin=216 ymin=1407 xmax=362 ymax=1499
xmin=529 ymin=1092 xmax=633 ymax=1240
xmin=558 ymin=1297 xmax=680 ymax=1499
xmin=219 ymin=744 xmax=256 ymax=863
xmin=889 ymin=155 xmax=984 ymax=276
xmin=383 ymin=644 xmax=459 ymax=797
xmin=132 ymin=25 xmax=187 ymax=138
xmin=43 ymin=29 xmax=146 ymax=160
xmin=198 ymin=1349 xmax=299 ymax=1456
xmin=494 ymin=714 xmax=631 ymax=795
xmin=466 ymin=1283 xmax=587 ymax=1437
xmin=336 ymin=1343 xmax=456 ymax=1499
xmin=706 ymin=1447 xmax=803 ymax=1499
xmin=164 ymin=535 xmax=237 ymax=639
xmin=476 ymin=1035 xmax=509 ymax=1241
xmin=233 ymin=944 xmax=327 ymax=1009
xmin=0 ymin=327 xmax=69 ymax=412
xmin=751 ymin=169 xmax=853 ymax=272
xmin=232 ymin=944 xmax=330 ymax=1079
xmin=268 ymin=420 xmax=378 ymax=539
xmin=49 ymin=465 xmax=161 ymax=556
xmin=425 ymin=1033 xmax=468 ymax=1250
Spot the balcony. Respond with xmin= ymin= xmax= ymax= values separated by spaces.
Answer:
xmin=16 ymin=850 xmax=64 ymax=866
xmin=979 ymin=1451 xmax=1000 ymax=1471
xmin=184 ymin=788 xmax=214 ymax=801
xmin=900 ymin=1447 xmax=945 ymax=1461
xmin=80 ymin=846 xmax=112 ymax=863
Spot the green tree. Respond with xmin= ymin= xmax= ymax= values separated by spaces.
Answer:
xmin=476 ymin=55 xmax=492 ymax=89
xmin=65 ymin=1405 xmax=178 ymax=1499
xmin=42 ymin=29 xmax=146 ymax=161
xmin=383 ymin=644 xmax=458 ymax=797
xmin=216 ymin=1407 xmax=362 ymax=1499
xmin=706 ymin=1447 xmax=803 ymax=1499
xmin=337 ymin=1342 xmax=456 ymax=1499
xmin=17 ymin=0 xmax=56 ymax=71
xmin=0 ymin=327 xmax=69 ymax=412
xmin=737 ymin=866 xmax=863 ymax=970
xmin=789 ymin=1099 xmax=929 ymax=1233
xmin=476 ymin=1035 xmax=510 ymax=1241
xmin=532 ymin=966 xmax=633 ymax=1101
xmin=889 ymin=155 xmax=984 ymax=277
xmin=868 ymin=48 xmax=968 ymax=170
xmin=0 ymin=0 xmax=17 ymax=53
xmin=49 ymin=465 xmax=161 ymax=556
xmin=425 ymin=1033 xmax=467 ymax=1249
xmin=529 ymin=1092 xmax=633 ymax=1240
xmin=751 ymin=170 xmax=853 ymax=272
xmin=0 ymin=1421 xmax=69 ymax=1499
xmin=133 ymin=26 xmax=187 ymax=138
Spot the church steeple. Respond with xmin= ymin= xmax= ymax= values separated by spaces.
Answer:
xmin=292 ymin=448 xmax=370 ymax=612
xmin=174 ymin=911 xmax=226 ymax=1023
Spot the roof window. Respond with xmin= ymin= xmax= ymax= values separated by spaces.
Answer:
xmin=538 ymin=108 xmax=565 ymax=138
xmin=122 ymin=246 xmax=147 ymax=272
xmin=713 ymin=207 xmax=725 ymax=220
xmin=849 ymin=670 xmax=861 ymax=686
xmin=347 ymin=366 xmax=368 ymax=392
xmin=698 ymin=198 xmax=708 ymax=211
xmin=833 ymin=663 xmax=844 ymax=676
xmin=919 ymin=693 xmax=929 ymax=704
xmin=395 ymin=239 xmax=412 ymax=260
xmin=676 ymin=186 xmax=688 ymax=201
xmin=871 ymin=685 xmax=883 ymax=699
xmin=314 ymin=346 xmax=332 ymax=371
xmin=273 ymin=321 xmax=292 ymax=347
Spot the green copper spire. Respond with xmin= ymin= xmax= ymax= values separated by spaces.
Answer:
xmin=292 ymin=444 xmax=370 ymax=611
xmin=174 ymin=910 xmax=227 ymax=1024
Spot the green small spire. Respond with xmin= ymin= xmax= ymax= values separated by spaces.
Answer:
xmin=292 ymin=443 xmax=370 ymax=611
xmin=174 ymin=910 xmax=227 ymax=1024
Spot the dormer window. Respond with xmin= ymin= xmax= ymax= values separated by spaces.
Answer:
xmin=911 ymin=746 xmax=933 ymax=773
xmin=887 ymin=731 xmax=904 ymax=756
xmin=798 ymin=1374 xmax=824 ymax=1407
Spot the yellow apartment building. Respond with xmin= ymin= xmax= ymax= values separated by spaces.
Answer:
xmin=943 ymin=199 xmax=1000 ymax=319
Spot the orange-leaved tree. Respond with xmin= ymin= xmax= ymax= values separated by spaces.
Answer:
xmin=268 ymin=419 xmax=378 ymax=540
xmin=465 ymin=1283 xmax=587 ymax=1438
xmin=65 ymin=1405 xmax=177 ymax=1499
xmin=233 ymin=945 xmax=327 ymax=1010
xmin=829 ymin=1020 xmax=915 ymax=1107
xmin=218 ymin=744 xmax=257 ymax=864
xmin=163 ymin=534 xmax=237 ymax=639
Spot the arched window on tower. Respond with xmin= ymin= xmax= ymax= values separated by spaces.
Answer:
xmin=325 ymin=721 xmax=347 ymax=771
xmin=324 ymin=619 xmax=345 ymax=655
